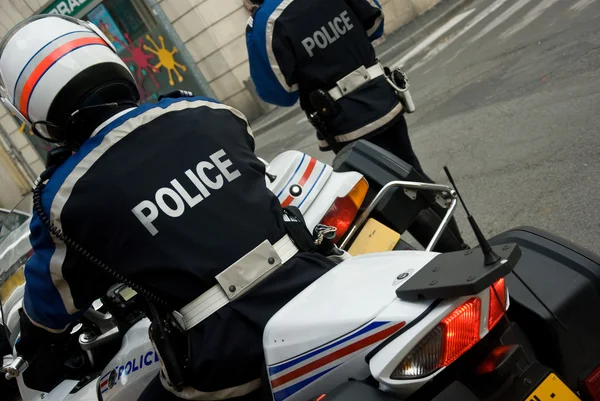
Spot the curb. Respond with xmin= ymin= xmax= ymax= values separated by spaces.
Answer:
xmin=252 ymin=0 xmax=474 ymax=136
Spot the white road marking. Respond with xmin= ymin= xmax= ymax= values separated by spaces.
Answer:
xmin=571 ymin=0 xmax=596 ymax=11
xmin=391 ymin=8 xmax=476 ymax=69
xmin=467 ymin=0 xmax=532 ymax=44
xmin=501 ymin=0 xmax=562 ymax=39
xmin=409 ymin=0 xmax=510 ymax=71
xmin=296 ymin=116 xmax=308 ymax=125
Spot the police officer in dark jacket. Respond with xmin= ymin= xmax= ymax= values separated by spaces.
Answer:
xmin=246 ymin=0 xmax=468 ymax=251
xmin=246 ymin=0 xmax=413 ymax=158
xmin=0 ymin=14 xmax=333 ymax=400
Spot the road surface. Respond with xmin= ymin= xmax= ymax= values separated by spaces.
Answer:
xmin=255 ymin=0 xmax=600 ymax=252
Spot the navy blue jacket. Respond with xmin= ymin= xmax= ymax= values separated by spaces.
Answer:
xmin=23 ymin=96 xmax=333 ymax=394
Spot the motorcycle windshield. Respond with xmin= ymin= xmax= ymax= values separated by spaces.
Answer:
xmin=0 ymin=193 xmax=33 ymax=307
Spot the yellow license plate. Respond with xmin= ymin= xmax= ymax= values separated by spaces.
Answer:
xmin=526 ymin=373 xmax=581 ymax=401
xmin=348 ymin=218 xmax=401 ymax=256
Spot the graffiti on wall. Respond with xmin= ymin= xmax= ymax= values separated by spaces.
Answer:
xmin=115 ymin=33 xmax=161 ymax=101
xmin=144 ymin=35 xmax=187 ymax=86
xmin=116 ymin=33 xmax=188 ymax=101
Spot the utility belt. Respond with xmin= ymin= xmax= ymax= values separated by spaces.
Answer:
xmin=307 ymin=61 xmax=416 ymax=152
xmin=150 ymin=207 xmax=345 ymax=394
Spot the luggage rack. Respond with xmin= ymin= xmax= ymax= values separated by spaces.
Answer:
xmin=339 ymin=180 xmax=458 ymax=252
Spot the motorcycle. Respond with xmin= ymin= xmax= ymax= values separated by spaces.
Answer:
xmin=2 ymin=141 xmax=600 ymax=401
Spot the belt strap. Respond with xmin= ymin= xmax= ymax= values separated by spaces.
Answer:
xmin=328 ymin=63 xmax=385 ymax=101
xmin=179 ymin=235 xmax=298 ymax=330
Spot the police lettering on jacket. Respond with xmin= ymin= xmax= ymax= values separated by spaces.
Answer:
xmin=302 ymin=10 xmax=354 ymax=58
xmin=132 ymin=149 xmax=241 ymax=235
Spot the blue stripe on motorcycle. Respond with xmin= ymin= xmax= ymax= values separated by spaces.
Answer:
xmin=268 ymin=321 xmax=388 ymax=376
xmin=298 ymin=164 xmax=327 ymax=208
xmin=272 ymin=365 xmax=339 ymax=401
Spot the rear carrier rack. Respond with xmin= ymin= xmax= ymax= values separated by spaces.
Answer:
xmin=337 ymin=144 xmax=521 ymax=301
xmin=339 ymin=179 xmax=458 ymax=253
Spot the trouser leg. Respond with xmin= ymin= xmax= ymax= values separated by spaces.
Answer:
xmin=137 ymin=375 xmax=265 ymax=401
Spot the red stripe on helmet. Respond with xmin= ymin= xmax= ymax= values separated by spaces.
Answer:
xmin=19 ymin=37 xmax=106 ymax=118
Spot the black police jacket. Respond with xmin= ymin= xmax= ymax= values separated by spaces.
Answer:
xmin=22 ymin=96 xmax=334 ymax=395
xmin=247 ymin=0 xmax=403 ymax=151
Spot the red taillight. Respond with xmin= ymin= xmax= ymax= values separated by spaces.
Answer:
xmin=391 ymin=298 xmax=481 ymax=379
xmin=585 ymin=366 xmax=600 ymax=401
xmin=320 ymin=178 xmax=368 ymax=242
xmin=440 ymin=298 xmax=482 ymax=366
xmin=488 ymin=278 xmax=507 ymax=330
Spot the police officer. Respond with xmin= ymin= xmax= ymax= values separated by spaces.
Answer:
xmin=0 ymin=15 xmax=333 ymax=400
xmin=246 ymin=0 xmax=468 ymax=251
xmin=246 ymin=0 xmax=418 ymax=162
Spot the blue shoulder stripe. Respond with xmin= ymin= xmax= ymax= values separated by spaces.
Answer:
xmin=247 ymin=2 xmax=299 ymax=107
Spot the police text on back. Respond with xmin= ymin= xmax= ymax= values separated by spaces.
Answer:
xmin=132 ymin=149 xmax=240 ymax=235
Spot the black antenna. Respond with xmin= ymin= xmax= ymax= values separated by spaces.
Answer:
xmin=443 ymin=166 xmax=501 ymax=266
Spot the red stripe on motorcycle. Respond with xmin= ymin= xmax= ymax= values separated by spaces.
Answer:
xmin=281 ymin=158 xmax=317 ymax=207
xmin=271 ymin=321 xmax=405 ymax=388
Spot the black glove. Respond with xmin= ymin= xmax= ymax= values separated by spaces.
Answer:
xmin=15 ymin=309 xmax=78 ymax=392
xmin=15 ymin=309 xmax=70 ymax=359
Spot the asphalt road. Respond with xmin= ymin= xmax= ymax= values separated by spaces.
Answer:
xmin=255 ymin=0 xmax=600 ymax=253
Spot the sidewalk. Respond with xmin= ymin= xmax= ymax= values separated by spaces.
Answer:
xmin=249 ymin=0 xmax=474 ymax=136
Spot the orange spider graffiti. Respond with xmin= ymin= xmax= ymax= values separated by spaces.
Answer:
xmin=143 ymin=35 xmax=187 ymax=86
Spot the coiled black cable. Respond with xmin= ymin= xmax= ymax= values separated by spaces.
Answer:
xmin=32 ymin=175 xmax=170 ymax=309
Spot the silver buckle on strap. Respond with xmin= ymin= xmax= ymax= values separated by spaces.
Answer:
xmin=178 ymin=235 xmax=298 ymax=331
xmin=217 ymin=239 xmax=282 ymax=300
xmin=336 ymin=65 xmax=370 ymax=96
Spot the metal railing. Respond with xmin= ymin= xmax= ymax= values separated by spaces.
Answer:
xmin=339 ymin=180 xmax=458 ymax=252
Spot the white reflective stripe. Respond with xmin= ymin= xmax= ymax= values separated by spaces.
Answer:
xmin=328 ymin=64 xmax=385 ymax=101
xmin=367 ymin=14 xmax=384 ymax=37
xmin=365 ymin=0 xmax=385 ymax=37
xmin=335 ymin=102 xmax=403 ymax=143
xmin=161 ymin=375 xmax=261 ymax=400
xmin=266 ymin=0 xmax=299 ymax=93
xmin=318 ymin=138 xmax=331 ymax=149
xmin=90 ymin=107 xmax=135 ymax=138
xmin=181 ymin=285 xmax=229 ymax=329
xmin=318 ymin=101 xmax=404 ymax=148
xmin=48 ymin=99 xmax=252 ymax=316
xmin=180 ymin=235 xmax=298 ymax=330
xmin=23 ymin=305 xmax=70 ymax=334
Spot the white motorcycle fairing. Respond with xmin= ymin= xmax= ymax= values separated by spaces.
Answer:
xmin=265 ymin=150 xmax=363 ymax=233
xmin=263 ymin=251 xmax=438 ymax=401
xmin=88 ymin=251 xmax=439 ymax=401
xmin=97 ymin=319 xmax=159 ymax=401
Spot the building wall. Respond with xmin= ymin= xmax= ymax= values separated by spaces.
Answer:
xmin=158 ymin=0 xmax=263 ymax=121
xmin=158 ymin=0 xmax=441 ymax=122
xmin=0 ymin=0 xmax=46 ymax=201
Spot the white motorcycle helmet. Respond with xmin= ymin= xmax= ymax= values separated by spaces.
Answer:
xmin=0 ymin=14 xmax=139 ymax=146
